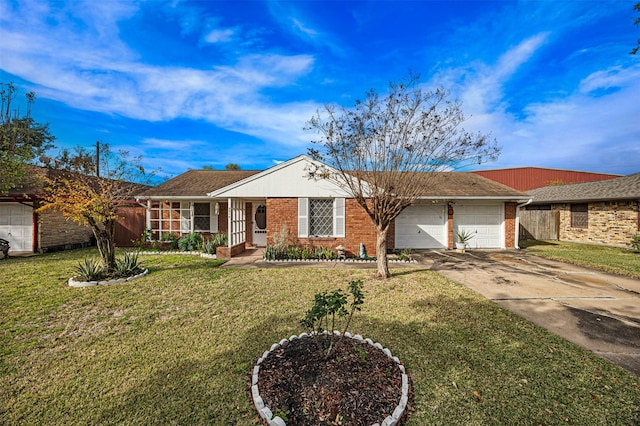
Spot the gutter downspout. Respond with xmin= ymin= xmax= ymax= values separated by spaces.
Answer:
xmin=515 ymin=199 xmax=533 ymax=249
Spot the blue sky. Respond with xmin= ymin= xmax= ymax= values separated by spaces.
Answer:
xmin=1 ymin=0 xmax=639 ymax=179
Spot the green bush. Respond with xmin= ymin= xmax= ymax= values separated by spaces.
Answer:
xmin=201 ymin=233 xmax=228 ymax=254
xmin=160 ymin=232 xmax=180 ymax=249
xmin=178 ymin=232 xmax=203 ymax=251
xmin=630 ymin=234 xmax=640 ymax=253
xmin=300 ymin=279 xmax=365 ymax=356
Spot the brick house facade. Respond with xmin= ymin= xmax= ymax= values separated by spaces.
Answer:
xmin=138 ymin=156 xmax=528 ymax=258
xmin=528 ymin=173 xmax=640 ymax=247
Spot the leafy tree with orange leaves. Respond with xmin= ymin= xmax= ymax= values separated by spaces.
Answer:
xmin=38 ymin=145 xmax=151 ymax=273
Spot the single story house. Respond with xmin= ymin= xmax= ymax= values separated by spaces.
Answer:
xmin=527 ymin=173 xmax=640 ymax=247
xmin=135 ymin=168 xmax=261 ymax=242
xmin=137 ymin=155 xmax=530 ymax=257
xmin=0 ymin=167 xmax=147 ymax=254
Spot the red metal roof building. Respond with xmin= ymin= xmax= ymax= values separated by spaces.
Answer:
xmin=471 ymin=167 xmax=621 ymax=191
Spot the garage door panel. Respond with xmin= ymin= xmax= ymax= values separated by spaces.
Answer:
xmin=0 ymin=203 xmax=33 ymax=252
xmin=454 ymin=203 xmax=503 ymax=249
xmin=395 ymin=204 xmax=447 ymax=249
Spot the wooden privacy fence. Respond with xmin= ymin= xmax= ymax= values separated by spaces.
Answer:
xmin=115 ymin=205 xmax=146 ymax=247
xmin=519 ymin=210 xmax=559 ymax=241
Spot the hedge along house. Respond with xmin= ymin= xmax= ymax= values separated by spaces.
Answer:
xmin=527 ymin=173 xmax=640 ymax=247
xmin=135 ymin=169 xmax=261 ymax=243
xmin=207 ymin=155 xmax=530 ymax=257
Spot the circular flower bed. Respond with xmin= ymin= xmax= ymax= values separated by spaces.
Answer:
xmin=251 ymin=332 xmax=410 ymax=426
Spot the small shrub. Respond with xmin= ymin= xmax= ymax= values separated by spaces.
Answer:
xmin=178 ymin=232 xmax=203 ymax=251
xmin=398 ymin=248 xmax=413 ymax=261
xmin=264 ymin=243 xmax=287 ymax=260
xmin=132 ymin=228 xmax=152 ymax=250
xmin=287 ymin=245 xmax=302 ymax=260
xmin=300 ymin=246 xmax=314 ymax=260
xmin=115 ymin=252 xmax=143 ymax=277
xmin=75 ymin=257 xmax=104 ymax=281
xmin=272 ymin=225 xmax=291 ymax=253
xmin=202 ymin=233 xmax=227 ymax=254
xmin=630 ymin=234 xmax=640 ymax=253
xmin=301 ymin=279 xmax=365 ymax=356
xmin=160 ymin=232 xmax=180 ymax=250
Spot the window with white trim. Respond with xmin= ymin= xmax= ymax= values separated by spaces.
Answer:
xmin=310 ymin=199 xmax=333 ymax=236
xmin=193 ymin=203 xmax=211 ymax=231
xmin=149 ymin=201 xmax=218 ymax=239
xmin=298 ymin=198 xmax=345 ymax=238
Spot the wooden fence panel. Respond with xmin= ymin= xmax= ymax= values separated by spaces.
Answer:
xmin=519 ymin=210 xmax=559 ymax=240
xmin=115 ymin=206 xmax=146 ymax=247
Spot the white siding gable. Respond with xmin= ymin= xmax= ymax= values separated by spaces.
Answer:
xmin=208 ymin=155 xmax=351 ymax=198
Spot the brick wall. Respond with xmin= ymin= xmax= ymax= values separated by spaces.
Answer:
xmin=553 ymin=201 xmax=639 ymax=247
xmin=37 ymin=208 xmax=95 ymax=252
xmin=266 ymin=198 xmax=380 ymax=257
xmin=504 ymin=202 xmax=517 ymax=248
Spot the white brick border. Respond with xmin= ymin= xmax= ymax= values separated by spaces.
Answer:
xmin=68 ymin=269 xmax=149 ymax=287
xmin=139 ymin=251 xmax=217 ymax=259
xmin=252 ymin=331 xmax=409 ymax=426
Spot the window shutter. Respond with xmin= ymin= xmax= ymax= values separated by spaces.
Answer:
xmin=298 ymin=198 xmax=309 ymax=238
xmin=334 ymin=198 xmax=345 ymax=237
xmin=181 ymin=201 xmax=192 ymax=233
xmin=210 ymin=202 xmax=219 ymax=233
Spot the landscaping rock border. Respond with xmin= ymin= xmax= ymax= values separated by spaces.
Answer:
xmin=252 ymin=331 xmax=409 ymax=426
xmin=68 ymin=269 xmax=149 ymax=287
xmin=139 ymin=251 xmax=217 ymax=259
xmin=264 ymin=258 xmax=416 ymax=264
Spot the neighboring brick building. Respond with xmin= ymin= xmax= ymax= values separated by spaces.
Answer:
xmin=527 ymin=173 xmax=640 ymax=247
xmin=0 ymin=167 xmax=147 ymax=254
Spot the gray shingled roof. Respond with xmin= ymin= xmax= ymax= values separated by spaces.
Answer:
xmin=408 ymin=172 xmax=529 ymax=198
xmin=136 ymin=169 xmax=261 ymax=198
xmin=529 ymin=173 xmax=640 ymax=203
xmin=138 ymin=168 xmax=528 ymax=200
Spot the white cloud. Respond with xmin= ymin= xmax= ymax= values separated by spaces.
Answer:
xmin=0 ymin=0 xmax=319 ymax=148
xmin=204 ymin=28 xmax=235 ymax=43
xmin=427 ymin=35 xmax=640 ymax=174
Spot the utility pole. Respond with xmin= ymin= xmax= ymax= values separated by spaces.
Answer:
xmin=95 ymin=140 xmax=100 ymax=177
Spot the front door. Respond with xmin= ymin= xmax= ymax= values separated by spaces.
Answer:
xmin=253 ymin=203 xmax=267 ymax=246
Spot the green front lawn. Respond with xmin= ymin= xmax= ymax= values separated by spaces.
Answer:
xmin=521 ymin=239 xmax=640 ymax=279
xmin=1 ymin=249 xmax=639 ymax=425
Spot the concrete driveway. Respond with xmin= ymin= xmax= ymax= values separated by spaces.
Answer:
xmin=421 ymin=249 xmax=640 ymax=376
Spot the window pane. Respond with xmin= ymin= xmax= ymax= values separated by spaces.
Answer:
xmin=193 ymin=203 xmax=210 ymax=232
xmin=309 ymin=199 xmax=333 ymax=236
xmin=571 ymin=204 xmax=588 ymax=228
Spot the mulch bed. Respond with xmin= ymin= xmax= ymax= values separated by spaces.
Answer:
xmin=256 ymin=334 xmax=409 ymax=425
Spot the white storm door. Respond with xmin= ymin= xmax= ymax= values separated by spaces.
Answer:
xmin=253 ymin=203 xmax=267 ymax=246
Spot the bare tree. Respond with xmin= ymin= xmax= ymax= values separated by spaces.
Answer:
xmin=306 ymin=75 xmax=499 ymax=278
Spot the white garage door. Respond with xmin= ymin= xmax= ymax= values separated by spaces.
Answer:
xmin=454 ymin=203 xmax=503 ymax=248
xmin=395 ymin=203 xmax=447 ymax=249
xmin=0 ymin=203 xmax=34 ymax=252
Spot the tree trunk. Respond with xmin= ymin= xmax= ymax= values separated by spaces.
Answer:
xmin=89 ymin=219 xmax=117 ymax=273
xmin=375 ymin=226 xmax=390 ymax=278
